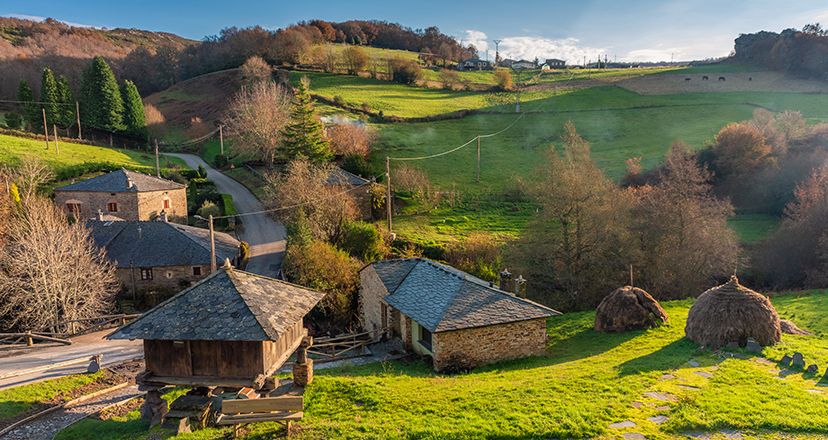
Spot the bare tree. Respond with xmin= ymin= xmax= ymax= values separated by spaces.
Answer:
xmin=240 ymin=55 xmax=272 ymax=86
xmin=0 ymin=195 xmax=118 ymax=331
xmin=224 ymin=81 xmax=292 ymax=165
xmin=328 ymin=123 xmax=375 ymax=158
xmin=341 ymin=46 xmax=369 ymax=75
xmin=264 ymin=159 xmax=358 ymax=243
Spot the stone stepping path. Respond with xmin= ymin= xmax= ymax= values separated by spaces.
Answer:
xmin=678 ymin=384 xmax=701 ymax=390
xmin=660 ymin=373 xmax=675 ymax=380
xmin=694 ymin=371 xmax=713 ymax=378
xmin=609 ymin=420 xmax=636 ymax=429
xmin=688 ymin=360 xmax=700 ymax=367
xmin=631 ymin=401 xmax=644 ymax=409
xmin=647 ymin=415 xmax=669 ymax=424
xmin=655 ymin=405 xmax=670 ymax=411
xmin=644 ymin=391 xmax=677 ymax=402
xmin=622 ymin=433 xmax=646 ymax=440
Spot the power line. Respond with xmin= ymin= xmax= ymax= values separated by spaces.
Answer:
xmin=0 ymin=99 xmax=76 ymax=107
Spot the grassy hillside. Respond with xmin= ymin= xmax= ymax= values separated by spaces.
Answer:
xmin=0 ymin=134 xmax=185 ymax=175
xmin=57 ymin=289 xmax=828 ymax=439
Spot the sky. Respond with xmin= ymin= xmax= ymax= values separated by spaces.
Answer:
xmin=5 ymin=0 xmax=828 ymax=63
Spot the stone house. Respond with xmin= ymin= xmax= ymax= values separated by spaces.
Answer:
xmin=55 ymin=168 xmax=187 ymax=223
xmin=360 ymin=258 xmax=559 ymax=372
xmin=511 ymin=59 xmax=537 ymax=70
xmin=544 ymin=58 xmax=566 ymax=69
xmin=86 ymin=216 xmax=240 ymax=303
xmin=326 ymin=167 xmax=374 ymax=220
xmin=458 ymin=58 xmax=493 ymax=71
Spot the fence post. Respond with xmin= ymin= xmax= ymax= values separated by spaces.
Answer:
xmin=26 ymin=331 xmax=33 ymax=347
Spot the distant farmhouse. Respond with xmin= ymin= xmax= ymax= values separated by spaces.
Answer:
xmin=511 ymin=59 xmax=537 ymax=70
xmin=55 ymin=169 xmax=187 ymax=223
xmin=498 ymin=58 xmax=516 ymax=68
xmin=457 ymin=58 xmax=493 ymax=71
xmin=360 ymin=258 xmax=559 ymax=372
xmin=86 ymin=216 xmax=240 ymax=301
xmin=326 ymin=167 xmax=373 ymax=219
xmin=542 ymin=58 xmax=566 ymax=70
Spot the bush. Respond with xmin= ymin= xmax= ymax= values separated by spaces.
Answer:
xmin=178 ymin=169 xmax=201 ymax=180
xmin=445 ymin=233 xmax=502 ymax=282
xmin=339 ymin=221 xmax=387 ymax=262
xmin=333 ymin=95 xmax=347 ymax=107
xmin=328 ymin=124 xmax=375 ymax=158
xmin=389 ymin=58 xmax=422 ymax=85
xmin=239 ymin=241 xmax=251 ymax=269
xmin=4 ymin=112 xmax=22 ymax=130
xmin=341 ymin=154 xmax=378 ymax=178
xmin=213 ymin=154 xmax=229 ymax=169
xmin=197 ymin=164 xmax=207 ymax=178
xmin=494 ymin=69 xmax=513 ymax=91
xmin=196 ymin=200 xmax=221 ymax=219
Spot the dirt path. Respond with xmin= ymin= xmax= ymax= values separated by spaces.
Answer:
xmin=0 ymin=330 xmax=142 ymax=390
xmin=165 ymin=153 xmax=286 ymax=278
xmin=0 ymin=384 xmax=141 ymax=440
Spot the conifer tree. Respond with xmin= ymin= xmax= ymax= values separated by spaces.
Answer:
xmin=57 ymin=75 xmax=74 ymax=127
xmin=40 ymin=67 xmax=60 ymax=129
xmin=17 ymin=80 xmax=38 ymax=131
xmin=280 ymin=76 xmax=331 ymax=163
xmin=80 ymin=56 xmax=124 ymax=132
xmin=120 ymin=80 xmax=147 ymax=139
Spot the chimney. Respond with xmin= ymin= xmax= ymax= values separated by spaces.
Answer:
xmin=127 ymin=177 xmax=134 ymax=189
xmin=223 ymin=258 xmax=233 ymax=270
xmin=515 ymin=275 xmax=527 ymax=298
xmin=499 ymin=268 xmax=513 ymax=292
xmin=158 ymin=211 xmax=168 ymax=222
xmin=96 ymin=209 xmax=104 ymax=221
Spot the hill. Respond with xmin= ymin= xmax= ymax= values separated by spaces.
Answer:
xmin=57 ymin=289 xmax=828 ymax=439
xmin=0 ymin=16 xmax=193 ymax=99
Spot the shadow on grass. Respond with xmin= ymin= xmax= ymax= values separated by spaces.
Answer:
xmin=617 ymin=338 xmax=698 ymax=376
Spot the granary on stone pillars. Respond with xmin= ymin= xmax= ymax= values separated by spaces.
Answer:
xmin=360 ymin=258 xmax=560 ymax=372
xmin=108 ymin=261 xmax=325 ymax=423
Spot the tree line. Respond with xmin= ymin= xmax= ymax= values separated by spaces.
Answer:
xmin=10 ymin=56 xmax=147 ymax=139
xmin=733 ymin=23 xmax=828 ymax=79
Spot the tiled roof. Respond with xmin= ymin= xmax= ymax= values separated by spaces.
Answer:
xmin=365 ymin=258 xmax=559 ymax=333
xmin=56 ymin=169 xmax=184 ymax=193
xmin=109 ymin=267 xmax=326 ymax=341
xmin=86 ymin=220 xmax=239 ymax=268
xmin=326 ymin=167 xmax=370 ymax=186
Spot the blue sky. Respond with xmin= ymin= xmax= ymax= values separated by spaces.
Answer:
xmin=6 ymin=0 xmax=828 ymax=62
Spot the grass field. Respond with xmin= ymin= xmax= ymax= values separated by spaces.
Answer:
xmin=728 ymin=213 xmax=781 ymax=243
xmin=0 ymin=134 xmax=186 ymax=174
xmin=57 ymin=289 xmax=828 ymax=439
xmin=0 ymin=371 xmax=104 ymax=423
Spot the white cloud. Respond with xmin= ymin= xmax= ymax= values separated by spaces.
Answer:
xmin=499 ymin=36 xmax=605 ymax=65
xmin=461 ymin=29 xmax=489 ymax=55
xmin=3 ymin=13 xmax=98 ymax=28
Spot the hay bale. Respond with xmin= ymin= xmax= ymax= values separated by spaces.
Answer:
xmin=595 ymin=286 xmax=668 ymax=332
xmin=780 ymin=319 xmax=811 ymax=335
xmin=685 ymin=275 xmax=781 ymax=349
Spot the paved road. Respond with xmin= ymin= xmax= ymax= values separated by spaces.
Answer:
xmin=0 ymin=330 xmax=142 ymax=390
xmin=166 ymin=153 xmax=286 ymax=278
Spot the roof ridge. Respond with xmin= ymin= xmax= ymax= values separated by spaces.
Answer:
xmin=169 ymin=222 xmax=217 ymax=262
xmin=225 ymin=269 xmax=279 ymax=340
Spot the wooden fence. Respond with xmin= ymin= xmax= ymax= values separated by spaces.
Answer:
xmin=307 ymin=329 xmax=384 ymax=362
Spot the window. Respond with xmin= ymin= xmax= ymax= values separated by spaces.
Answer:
xmin=193 ymin=266 xmax=202 ymax=276
xmin=419 ymin=325 xmax=433 ymax=352
xmin=65 ymin=203 xmax=81 ymax=214
xmin=107 ymin=202 xmax=118 ymax=212
xmin=140 ymin=268 xmax=153 ymax=280
xmin=163 ymin=199 xmax=171 ymax=209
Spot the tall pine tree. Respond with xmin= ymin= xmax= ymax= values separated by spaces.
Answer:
xmin=17 ymin=80 xmax=38 ymax=131
xmin=120 ymin=80 xmax=147 ymax=139
xmin=40 ymin=67 xmax=60 ymax=129
xmin=280 ymin=76 xmax=331 ymax=163
xmin=80 ymin=56 xmax=124 ymax=132
xmin=57 ymin=75 xmax=74 ymax=127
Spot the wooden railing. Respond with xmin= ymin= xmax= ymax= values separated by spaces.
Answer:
xmin=0 ymin=331 xmax=72 ymax=347
xmin=307 ymin=328 xmax=385 ymax=361
xmin=56 ymin=313 xmax=141 ymax=336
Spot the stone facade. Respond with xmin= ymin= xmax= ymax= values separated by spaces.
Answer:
xmin=359 ymin=266 xmax=392 ymax=338
xmin=118 ymin=264 xmax=211 ymax=300
xmin=55 ymin=188 xmax=187 ymax=222
xmin=431 ymin=318 xmax=548 ymax=372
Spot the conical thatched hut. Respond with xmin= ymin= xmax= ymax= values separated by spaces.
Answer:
xmin=595 ymin=286 xmax=668 ymax=332
xmin=685 ymin=275 xmax=781 ymax=349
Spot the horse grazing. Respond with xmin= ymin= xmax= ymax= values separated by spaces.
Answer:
xmin=702 ymin=75 xmax=709 ymax=80
xmin=718 ymin=76 xmax=726 ymax=81
xmin=685 ymin=77 xmax=691 ymax=81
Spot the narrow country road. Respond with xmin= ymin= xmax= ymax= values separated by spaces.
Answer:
xmin=165 ymin=153 xmax=286 ymax=277
xmin=0 ymin=330 xmax=142 ymax=390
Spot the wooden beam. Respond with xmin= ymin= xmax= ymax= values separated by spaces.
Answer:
xmin=264 ymin=328 xmax=307 ymax=378
xmin=221 ymin=396 xmax=304 ymax=414
xmin=140 ymin=374 xmax=257 ymax=388
xmin=216 ymin=412 xmax=303 ymax=425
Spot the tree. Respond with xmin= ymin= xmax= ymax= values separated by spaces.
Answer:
xmin=240 ymin=56 xmax=272 ymax=86
xmin=264 ymin=159 xmax=358 ymax=243
xmin=438 ymin=69 xmax=461 ymax=90
xmin=224 ymin=81 xmax=292 ymax=165
xmin=633 ymin=142 xmax=738 ymax=298
xmin=57 ymin=75 xmax=74 ymax=127
xmin=17 ymin=80 xmax=38 ymax=131
xmin=712 ymin=122 xmax=772 ymax=179
xmin=280 ymin=76 xmax=332 ymax=163
xmin=338 ymin=221 xmax=387 ymax=262
xmin=0 ymin=169 xmax=117 ymax=331
xmin=506 ymin=122 xmax=635 ymax=310
xmin=494 ymin=68 xmax=513 ymax=90
xmin=80 ymin=56 xmax=124 ymax=132
xmin=388 ymin=58 xmax=421 ymax=85
xmin=120 ymin=80 xmax=147 ymax=139
xmin=39 ymin=67 xmax=60 ymax=129
xmin=4 ymin=112 xmax=22 ymax=130
xmin=341 ymin=46 xmax=369 ymax=75
xmin=328 ymin=123 xmax=375 ymax=158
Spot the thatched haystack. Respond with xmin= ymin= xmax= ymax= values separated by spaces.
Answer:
xmin=595 ymin=286 xmax=668 ymax=332
xmin=780 ymin=319 xmax=811 ymax=335
xmin=685 ymin=275 xmax=781 ymax=349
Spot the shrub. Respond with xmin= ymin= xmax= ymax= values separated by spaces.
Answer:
xmin=333 ymin=95 xmax=347 ymax=107
xmin=494 ymin=69 xmax=513 ymax=91
xmin=445 ymin=233 xmax=502 ymax=282
xmin=341 ymin=154 xmax=378 ymax=179
xmin=196 ymin=200 xmax=221 ymax=219
xmin=389 ymin=58 xmax=422 ymax=85
xmin=339 ymin=221 xmax=387 ymax=262
xmin=328 ymin=124 xmax=375 ymax=158
xmin=4 ymin=112 xmax=22 ymax=130
xmin=213 ymin=154 xmax=229 ymax=169
xmin=197 ymin=164 xmax=207 ymax=178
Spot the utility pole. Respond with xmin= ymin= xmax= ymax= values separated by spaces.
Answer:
xmin=154 ymin=139 xmax=160 ymax=177
xmin=208 ymin=214 xmax=217 ymax=273
xmin=41 ymin=108 xmax=49 ymax=150
xmin=219 ymin=124 xmax=224 ymax=155
xmin=53 ymin=124 xmax=59 ymax=155
xmin=385 ymin=156 xmax=392 ymax=234
xmin=75 ymin=101 xmax=82 ymax=140
xmin=493 ymin=39 xmax=502 ymax=65
xmin=476 ymin=136 xmax=481 ymax=183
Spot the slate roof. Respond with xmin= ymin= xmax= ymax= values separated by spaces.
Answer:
xmin=365 ymin=258 xmax=559 ymax=333
xmin=86 ymin=220 xmax=239 ymax=268
xmin=326 ymin=167 xmax=370 ymax=186
xmin=56 ymin=169 xmax=185 ymax=193
xmin=109 ymin=266 xmax=326 ymax=341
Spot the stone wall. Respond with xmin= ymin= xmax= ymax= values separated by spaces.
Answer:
xmin=117 ymin=264 xmax=211 ymax=299
xmin=54 ymin=187 xmax=187 ymax=222
xmin=359 ymin=266 xmax=391 ymax=340
xmin=431 ymin=318 xmax=548 ymax=372
xmin=138 ymin=189 xmax=188 ymax=223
